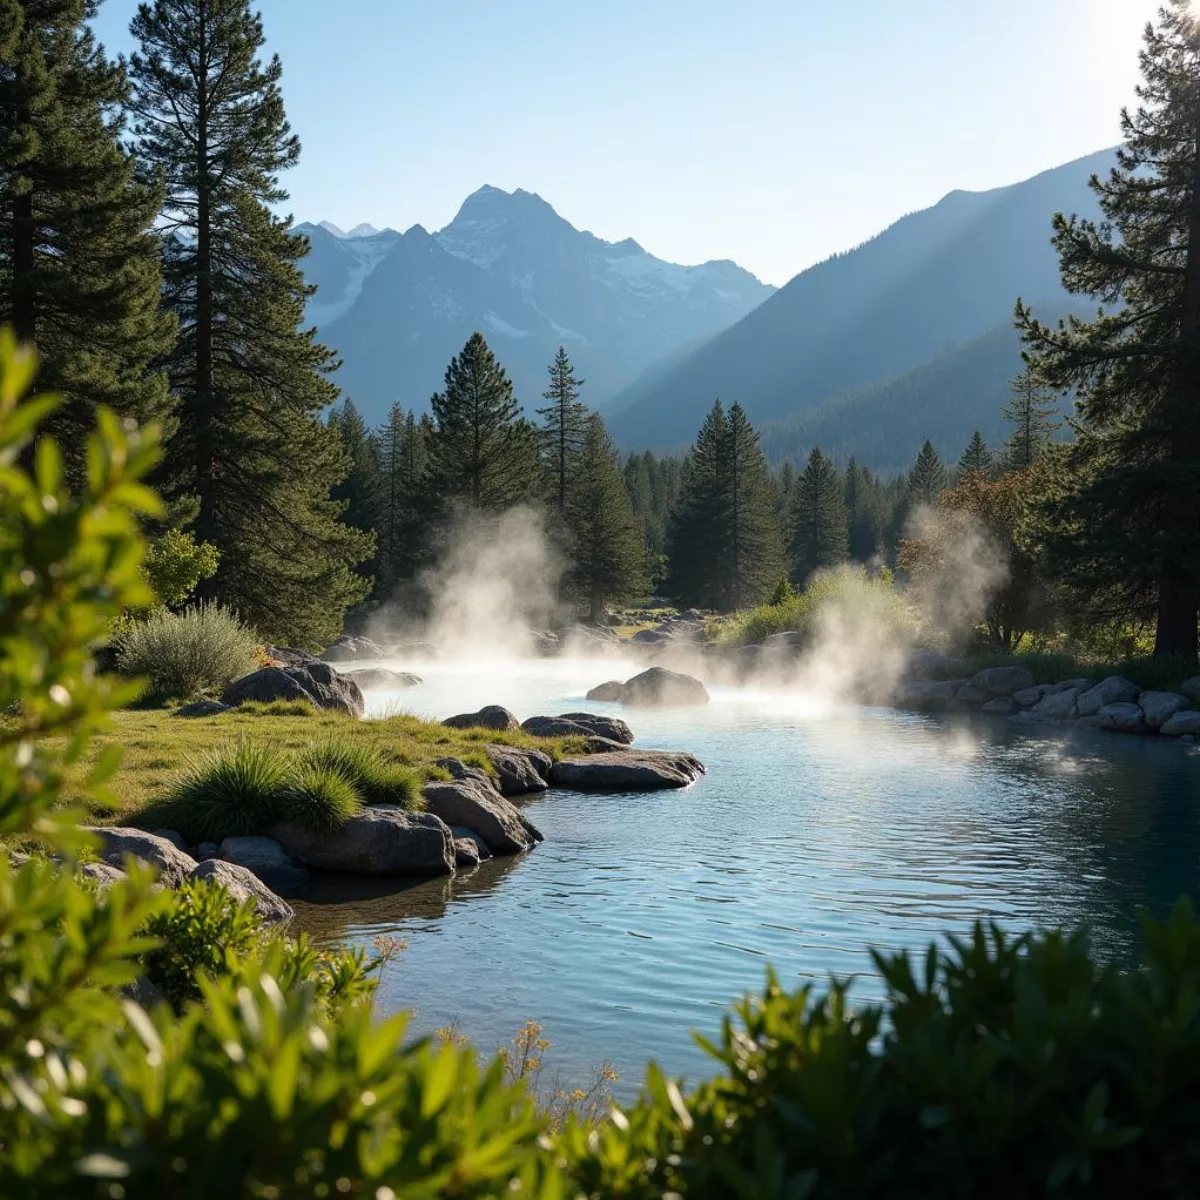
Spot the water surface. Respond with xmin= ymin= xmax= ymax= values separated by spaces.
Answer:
xmin=292 ymin=656 xmax=1200 ymax=1088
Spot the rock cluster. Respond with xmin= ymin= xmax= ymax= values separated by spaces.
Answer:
xmin=223 ymin=661 xmax=365 ymax=716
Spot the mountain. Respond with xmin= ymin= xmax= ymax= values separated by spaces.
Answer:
xmin=606 ymin=148 xmax=1115 ymax=451
xmin=296 ymin=187 xmax=775 ymax=423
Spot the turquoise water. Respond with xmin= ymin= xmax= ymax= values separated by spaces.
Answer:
xmin=292 ymin=656 xmax=1200 ymax=1089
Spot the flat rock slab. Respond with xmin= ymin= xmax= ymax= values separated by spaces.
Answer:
xmin=521 ymin=715 xmax=595 ymax=739
xmin=271 ymin=807 xmax=455 ymax=877
xmin=486 ymin=745 xmax=551 ymax=796
xmin=549 ymin=749 xmax=706 ymax=791
xmin=342 ymin=667 xmax=423 ymax=691
xmin=422 ymin=778 xmax=540 ymax=854
xmin=188 ymin=859 xmax=294 ymax=924
xmin=85 ymin=827 xmax=198 ymax=888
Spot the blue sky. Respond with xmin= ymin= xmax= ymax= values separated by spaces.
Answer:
xmin=91 ymin=0 xmax=1160 ymax=285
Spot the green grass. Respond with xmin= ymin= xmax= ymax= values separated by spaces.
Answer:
xmin=958 ymin=647 xmax=1198 ymax=691
xmin=298 ymin=740 xmax=423 ymax=809
xmin=277 ymin=764 xmax=364 ymax=833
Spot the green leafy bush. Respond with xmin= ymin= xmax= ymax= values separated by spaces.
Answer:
xmin=142 ymin=528 xmax=220 ymax=608
xmin=152 ymin=739 xmax=291 ymax=842
xmin=114 ymin=601 xmax=257 ymax=699
xmin=277 ymin=762 xmax=363 ymax=831
xmin=299 ymin=738 xmax=423 ymax=808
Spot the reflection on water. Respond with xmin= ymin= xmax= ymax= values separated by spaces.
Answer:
xmin=291 ymin=656 xmax=1200 ymax=1089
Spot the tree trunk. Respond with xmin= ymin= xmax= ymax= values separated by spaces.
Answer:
xmin=1154 ymin=571 xmax=1198 ymax=665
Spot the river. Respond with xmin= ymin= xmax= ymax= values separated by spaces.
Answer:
xmin=290 ymin=655 xmax=1200 ymax=1090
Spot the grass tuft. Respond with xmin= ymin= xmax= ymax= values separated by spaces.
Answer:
xmin=277 ymin=763 xmax=363 ymax=832
xmin=299 ymin=739 xmax=423 ymax=810
xmin=237 ymin=699 xmax=320 ymax=717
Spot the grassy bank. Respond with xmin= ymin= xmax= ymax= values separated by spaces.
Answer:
xmin=60 ymin=704 xmax=589 ymax=826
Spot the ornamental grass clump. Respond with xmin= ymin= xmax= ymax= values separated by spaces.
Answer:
xmin=299 ymin=738 xmax=423 ymax=809
xmin=277 ymin=763 xmax=363 ymax=832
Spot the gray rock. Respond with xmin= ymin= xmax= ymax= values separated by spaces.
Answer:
xmin=521 ymin=715 xmax=595 ymax=739
xmin=453 ymin=838 xmax=483 ymax=868
xmin=1159 ymin=710 xmax=1200 ymax=737
xmin=631 ymin=628 xmax=668 ymax=645
xmin=78 ymin=861 xmax=128 ymax=890
xmin=174 ymin=700 xmax=234 ymax=718
xmin=196 ymin=842 xmax=221 ymax=861
xmin=1098 ymin=702 xmax=1146 ymax=733
xmin=271 ymin=806 xmax=455 ymax=877
xmin=894 ymin=679 xmax=963 ymax=712
xmin=1077 ymin=676 xmax=1142 ymax=717
xmin=556 ymin=713 xmax=634 ymax=745
xmin=1058 ymin=678 xmax=1096 ymax=692
xmin=953 ymin=684 xmax=991 ymax=707
xmin=187 ymin=859 xmax=294 ymax=924
xmin=585 ymin=681 xmax=627 ymax=702
xmin=321 ymin=636 xmax=387 ymax=663
xmin=84 ymin=827 xmax=197 ymax=888
xmin=266 ymin=646 xmax=321 ymax=667
xmin=1181 ymin=676 xmax=1200 ymax=704
xmin=219 ymin=835 xmax=312 ymax=897
xmin=969 ymin=666 xmax=1036 ymax=697
xmin=906 ymin=649 xmax=964 ymax=680
xmin=1030 ymin=687 xmax=1081 ymax=722
xmin=342 ymin=667 xmax=423 ymax=691
xmin=451 ymin=826 xmax=492 ymax=861
xmin=152 ymin=828 xmax=189 ymax=852
xmin=619 ymin=667 xmax=709 ymax=707
xmin=1012 ymin=686 xmax=1048 ymax=708
xmin=981 ymin=697 xmax=1016 ymax=715
xmin=532 ymin=630 xmax=561 ymax=656
xmin=422 ymin=778 xmax=540 ymax=855
xmin=442 ymin=705 xmax=520 ymax=732
xmin=223 ymin=662 xmax=364 ymax=717
xmin=1138 ymin=691 xmax=1192 ymax=729
xmin=486 ymin=745 xmax=551 ymax=796
xmin=549 ymin=749 xmax=706 ymax=791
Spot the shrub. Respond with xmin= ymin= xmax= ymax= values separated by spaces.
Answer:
xmin=114 ymin=601 xmax=257 ymax=699
xmin=277 ymin=762 xmax=363 ymax=832
xmin=153 ymin=739 xmax=291 ymax=842
xmin=142 ymin=528 xmax=220 ymax=608
xmin=300 ymin=737 xmax=423 ymax=809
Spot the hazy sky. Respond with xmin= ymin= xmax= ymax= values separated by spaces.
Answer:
xmin=91 ymin=0 xmax=1162 ymax=285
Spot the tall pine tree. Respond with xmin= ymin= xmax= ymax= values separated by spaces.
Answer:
xmin=723 ymin=401 xmax=785 ymax=609
xmin=566 ymin=414 xmax=645 ymax=622
xmin=537 ymin=345 xmax=587 ymax=514
xmin=790 ymin=447 xmax=849 ymax=584
xmin=907 ymin=440 xmax=948 ymax=507
xmin=1001 ymin=365 xmax=1060 ymax=471
xmin=129 ymin=0 xmax=371 ymax=647
xmin=425 ymin=332 xmax=540 ymax=510
xmin=0 ymin=0 xmax=174 ymax=471
xmin=376 ymin=403 xmax=430 ymax=590
xmin=844 ymin=457 xmax=884 ymax=561
xmin=329 ymin=397 xmax=382 ymax=588
xmin=1017 ymin=1 xmax=1200 ymax=662
xmin=958 ymin=430 xmax=995 ymax=476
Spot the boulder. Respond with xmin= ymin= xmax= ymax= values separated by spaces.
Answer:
xmin=223 ymin=662 xmax=364 ymax=717
xmin=1098 ymin=702 xmax=1146 ymax=733
xmin=219 ymin=835 xmax=312 ymax=897
xmin=442 ymin=705 xmax=520 ymax=732
xmin=266 ymin=646 xmax=321 ymax=667
xmin=619 ymin=667 xmax=710 ymax=707
xmin=342 ymin=667 xmax=423 ymax=691
xmin=556 ymin=712 xmax=634 ymax=745
xmin=906 ymin=649 xmax=965 ymax=681
xmin=196 ymin=842 xmax=221 ymax=861
xmin=85 ymin=827 xmax=197 ymax=887
xmin=1181 ymin=676 xmax=1200 ymax=704
xmin=175 ymin=700 xmax=234 ymax=718
xmin=270 ymin=806 xmax=455 ymax=877
xmin=152 ymin=828 xmax=189 ymax=852
xmin=453 ymin=838 xmax=483 ymax=868
xmin=321 ymin=636 xmax=387 ymax=662
xmin=521 ymin=715 xmax=595 ymax=739
xmin=1077 ymin=676 xmax=1142 ymax=717
xmin=1029 ymin=687 xmax=1082 ymax=722
xmin=1138 ymin=691 xmax=1192 ymax=730
xmin=586 ymin=681 xmax=627 ymax=702
xmin=187 ymin=859 xmax=294 ymax=924
xmin=421 ymin=778 xmax=540 ymax=855
xmin=549 ymin=749 xmax=706 ymax=791
xmin=969 ymin=666 xmax=1036 ymax=697
xmin=893 ymin=679 xmax=962 ymax=712
xmin=981 ymin=697 xmax=1016 ymax=715
xmin=532 ymin=631 xmax=561 ymax=656
xmin=79 ymin=861 xmax=128 ymax=890
xmin=486 ymin=745 xmax=551 ymax=796
xmin=1012 ymin=686 xmax=1048 ymax=708
xmin=953 ymin=684 xmax=991 ymax=708
xmin=451 ymin=826 xmax=492 ymax=861
xmin=631 ymin=628 xmax=667 ymax=645
xmin=1160 ymin=710 xmax=1200 ymax=737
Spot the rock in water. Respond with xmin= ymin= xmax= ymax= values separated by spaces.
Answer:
xmin=271 ymin=807 xmax=455 ymax=876
xmin=342 ymin=667 xmax=423 ymax=691
xmin=453 ymin=838 xmax=483 ymax=868
xmin=1161 ymin=710 xmax=1200 ymax=737
xmin=219 ymin=835 xmax=312 ymax=897
xmin=321 ymin=636 xmax=387 ymax=662
xmin=1138 ymin=691 xmax=1191 ymax=729
xmin=223 ymin=662 xmax=364 ymax=717
xmin=422 ymin=778 xmax=541 ymax=855
xmin=1077 ymin=676 xmax=1142 ymax=717
xmin=187 ymin=860 xmax=294 ymax=923
xmin=619 ymin=668 xmax=709 ymax=707
xmin=1098 ymin=702 xmax=1146 ymax=733
xmin=549 ymin=749 xmax=706 ymax=791
xmin=968 ymin=666 xmax=1036 ymax=696
xmin=486 ymin=745 xmax=551 ymax=796
xmin=442 ymin=705 xmax=520 ymax=732
xmin=586 ymin=681 xmax=627 ymax=702
xmin=556 ymin=712 xmax=634 ymax=745
xmin=893 ymin=680 xmax=963 ymax=712
xmin=521 ymin=715 xmax=596 ymax=739
xmin=84 ymin=827 xmax=198 ymax=887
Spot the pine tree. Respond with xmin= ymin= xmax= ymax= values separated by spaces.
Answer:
xmin=329 ymin=398 xmax=382 ymax=587
xmin=0 ymin=0 xmax=174 ymax=472
xmin=426 ymin=332 xmax=540 ymax=510
xmin=844 ymin=457 xmax=884 ymax=561
xmin=377 ymin=403 xmax=430 ymax=589
xmin=566 ymin=414 xmax=645 ymax=621
xmin=958 ymin=430 xmax=995 ymax=476
xmin=665 ymin=403 xmax=727 ymax=610
xmin=537 ymin=345 xmax=588 ymax=514
xmin=907 ymin=440 xmax=948 ymax=507
xmin=723 ymin=402 xmax=785 ymax=609
xmin=1001 ymin=366 xmax=1060 ymax=471
xmin=1017 ymin=2 xmax=1200 ymax=662
xmin=129 ymin=0 xmax=372 ymax=647
xmin=790 ymin=447 xmax=849 ymax=583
